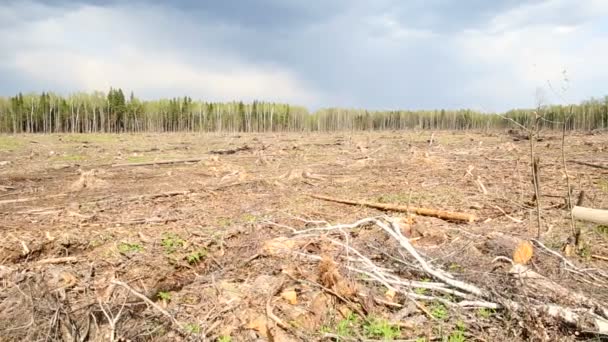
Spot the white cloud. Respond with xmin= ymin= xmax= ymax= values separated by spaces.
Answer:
xmin=366 ymin=14 xmax=436 ymax=41
xmin=1 ymin=0 xmax=606 ymax=111
xmin=0 ymin=2 xmax=321 ymax=105
xmin=451 ymin=0 xmax=608 ymax=110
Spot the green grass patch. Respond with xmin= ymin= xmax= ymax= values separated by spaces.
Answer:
xmin=0 ymin=136 xmax=25 ymax=151
xmin=242 ymin=213 xmax=258 ymax=223
xmin=443 ymin=322 xmax=466 ymax=342
xmin=126 ymin=155 xmax=154 ymax=163
xmin=184 ymin=323 xmax=201 ymax=334
xmin=62 ymin=134 xmax=119 ymax=144
xmin=118 ymin=242 xmax=144 ymax=254
xmin=157 ymin=291 xmax=171 ymax=301
xmin=477 ymin=307 xmax=495 ymax=319
xmin=362 ymin=317 xmax=400 ymax=340
xmin=596 ymin=225 xmax=608 ymax=236
xmin=186 ymin=249 xmax=207 ymax=264
xmin=55 ymin=154 xmax=86 ymax=162
xmin=319 ymin=312 xmax=359 ymax=339
xmin=431 ymin=303 xmax=449 ymax=320
xmin=414 ymin=287 xmax=428 ymax=295
xmin=598 ymin=178 xmax=608 ymax=193
xmin=161 ymin=233 xmax=186 ymax=254
xmin=448 ymin=262 xmax=463 ymax=272
xmin=217 ymin=218 xmax=232 ymax=228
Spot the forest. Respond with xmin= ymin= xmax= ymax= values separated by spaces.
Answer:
xmin=0 ymin=88 xmax=607 ymax=133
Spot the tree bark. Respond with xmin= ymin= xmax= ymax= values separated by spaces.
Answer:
xmin=572 ymin=206 xmax=608 ymax=225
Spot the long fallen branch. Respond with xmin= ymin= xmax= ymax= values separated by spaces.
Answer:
xmin=111 ymin=158 xmax=204 ymax=167
xmin=310 ymin=194 xmax=477 ymax=223
xmin=0 ymin=194 xmax=67 ymax=206
xmin=35 ymin=257 xmax=80 ymax=265
xmin=572 ymin=206 xmax=608 ymax=225
xmin=208 ymin=145 xmax=252 ymax=155
xmin=569 ymin=160 xmax=608 ymax=170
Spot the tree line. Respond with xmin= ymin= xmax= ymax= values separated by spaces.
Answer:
xmin=0 ymin=89 xmax=606 ymax=133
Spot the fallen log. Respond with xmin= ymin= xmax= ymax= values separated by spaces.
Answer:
xmin=310 ymin=194 xmax=477 ymax=223
xmin=572 ymin=206 xmax=608 ymax=225
xmin=35 ymin=256 xmax=80 ymax=265
xmin=0 ymin=194 xmax=67 ymax=206
xmin=569 ymin=160 xmax=608 ymax=170
xmin=208 ymin=145 xmax=252 ymax=155
xmin=111 ymin=158 xmax=204 ymax=167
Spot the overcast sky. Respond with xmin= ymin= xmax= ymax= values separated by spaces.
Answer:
xmin=1 ymin=0 xmax=607 ymax=111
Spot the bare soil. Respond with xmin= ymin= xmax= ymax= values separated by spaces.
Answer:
xmin=0 ymin=131 xmax=607 ymax=341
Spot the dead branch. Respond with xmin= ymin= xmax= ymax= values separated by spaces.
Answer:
xmin=531 ymin=239 xmax=577 ymax=270
xmin=569 ymin=160 xmax=608 ymax=170
xmin=111 ymin=158 xmax=204 ymax=167
xmin=282 ymin=217 xmax=608 ymax=335
xmin=35 ymin=257 xmax=80 ymax=265
xmin=572 ymin=206 xmax=608 ymax=225
xmin=110 ymin=280 xmax=186 ymax=334
xmin=476 ymin=176 xmax=488 ymax=195
xmin=97 ymin=294 xmax=128 ymax=342
xmin=0 ymin=194 xmax=67 ymax=206
xmin=592 ymin=255 xmax=608 ymax=262
xmin=208 ymin=145 xmax=252 ymax=155
xmin=310 ymin=194 xmax=477 ymax=223
xmin=380 ymin=219 xmax=486 ymax=297
xmin=492 ymin=205 xmax=523 ymax=223
xmin=561 ymin=115 xmax=577 ymax=243
xmin=532 ymin=156 xmax=542 ymax=238
xmin=108 ymin=217 xmax=178 ymax=226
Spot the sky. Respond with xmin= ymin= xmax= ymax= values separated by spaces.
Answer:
xmin=0 ymin=0 xmax=607 ymax=112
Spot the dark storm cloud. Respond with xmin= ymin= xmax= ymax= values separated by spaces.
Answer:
xmin=1 ymin=0 xmax=607 ymax=110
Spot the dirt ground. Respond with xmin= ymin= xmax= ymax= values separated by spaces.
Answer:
xmin=0 ymin=131 xmax=607 ymax=341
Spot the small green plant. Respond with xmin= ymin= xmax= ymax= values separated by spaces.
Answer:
xmin=415 ymin=338 xmax=427 ymax=342
xmin=162 ymin=233 xmax=185 ymax=253
xmin=595 ymin=225 xmax=608 ymax=236
xmin=217 ymin=335 xmax=232 ymax=342
xmin=544 ymin=239 xmax=563 ymax=250
xmin=319 ymin=325 xmax=332 ymax=334
xmin=363 ymin=317 xmax=400 ymax=340
xmin=443 ymin=321 xmax=466 ymax=342
xmin=448 ymin=263 xmax=463 ymax=272
xmin=157 ymin=291 xmax=172 ymax=302
xmin=242 ymin=213 xmax=257 ymax=223
xmin=56 ymin=154 xmax=85 ymax=162
xmin=186 ymin=249 xmax=207 ymax=264
xmin=598 ymin=179 xmax=608 ymax=193
xmin=184 ymin=323 xmax=201 ymax=334
xmin=118 ymin=242 xmax=144 ymax=254
xmin=431 ymin=304 xmax=448 ymax=320
xmin=579 ymin=243 xmax=592 ymax=258
xmin=477 ymin=307 xmax=494 ymax=318
xmin=336 ymin=313 xmax=359 ymax=337
xmin=414 ymin=287 xmax=428 ymax=295
xmin=126 ymin=155 xmax=152 ymax=163
xmin=218 ymin=218 xmax=232 ymax=227
xmin=0 ymin=136 xmax=24 ymax=151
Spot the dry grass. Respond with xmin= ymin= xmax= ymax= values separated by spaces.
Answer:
xmin=0 ymin=130 xmax=607 ymax=341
